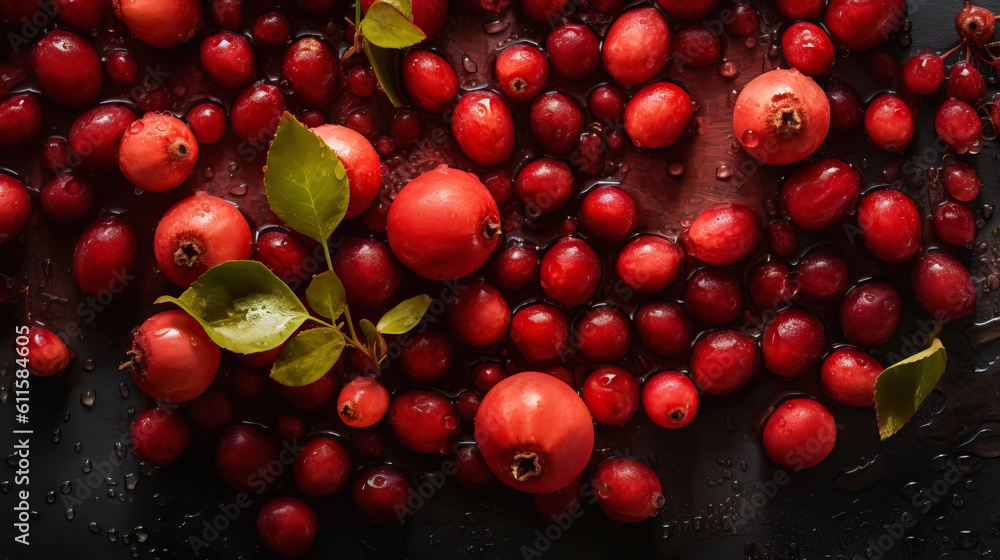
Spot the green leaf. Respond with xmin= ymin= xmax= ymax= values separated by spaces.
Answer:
xmin=875 ymin=337 xmax=948 ymax=440
xmin=305 ymin=271 xmax=347 ymax=320
xmin=154 ymin=261 xmax=308 ymax=354
xmin=363 ymin=41 xmax=407 ymax=107
xmin=376 ymin=294 xmax=433 ymax=334
xmin=360 ymin=318 xmax=387 ymax=358
xmin=360 ymin=1 xmax=426 ymax=49
xmin=380 ymin=0 xmax=413 ymax=20
xmin=264 ymin=113 xmax=351 ymax=244
xmin=270 ymin=328 xmax=345 ymax=386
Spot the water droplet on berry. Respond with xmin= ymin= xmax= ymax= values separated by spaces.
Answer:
xmin=741 ymin=130 xmax=759 ymax=148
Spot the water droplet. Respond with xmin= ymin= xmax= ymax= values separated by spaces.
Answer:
xmin=135 ymin=529 xmax=148 ymax=543
xmin=745 ymin=37 xmax=758 ymax=48
xmin=128 ymin=121 xmax=144 ymax=135
xmin=65 ymin=508 xmax=75 ymax=520
xmin=108 ymin=529 xmax=119 ymax=543
xmin=462 ymin=56 xmax=478 ymax=73
xmin=203 ymin=167 xmax=214 ymax=179
xmin=61 ymin=481 xmax=72 ymax=494
xmin=483 ymin=20 xmax=508 ymax=34
xmin=719 ymin=60 xmax=740 ymax=78
xmin=89 ymin=521 xmax=101 ymax=533
xmin=667 ymin=161 xmax=686 ymax=176
xmin=51 ymin=429 xmax=61 ymax=443
xmin=279 ymin=79 xmax=295 ymax=95
xmin=680 ymin=213 xmax=695 ymax=228
xmin=82 ymin=459 xmax=92 ymax=473
xmin=227 ymin=161 xmax=239 ymax=174
xmin=964 ymin=479 xmax=975 ymax=490
xmin=46 ymin=490 xmax=56 ymax=504
xmin=229 ymin=183 xmax=248 ymax=196
xmin=73 ymin=443 xmax=82 ymax=452
xmin=956 ymin=530 xmax=978 ymax=548
xmin=717 ymin=166 xmax=734 ymax=180
xmin=80 ymin=389 xmax=96 ymax=407
xmin=115 ymin=441 xmax=127 ymax=459
xmin=83 ymin=359 xmax=95 ymax=371
xmin=741 ymin=130 xmax=760 ymax=148
xmin=952 ymin=493 xmax=964 ymax=507
xmin=125 ymin=473 xmax=138 ymax=491
xmin=119 ymin=383 xmax=129 ymax=398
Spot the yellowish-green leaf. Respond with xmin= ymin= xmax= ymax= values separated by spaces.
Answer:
xmin=264 ymin=113 xmax=350 ymax=244
xmin=376 ymin=294 xmax=433 ymax=334
xmin=875 ymin=337 xmax=947 ymax=440
xmin=362 ymin=41 xmax=407 ymax=107
xmin=360 ymin=1 xmax=425 ymax=49
xmin=270 ymin=328 xmax=345 ymax=386
xmin=380 ymin=0 xmax=413 ymax=21
xmin=154 ymin=261 xmax=308 ymax=354
xmin=360 ymin=318 xmax=387 ymax=358
xmin=306 ymin=271 xmax=346 ymax=320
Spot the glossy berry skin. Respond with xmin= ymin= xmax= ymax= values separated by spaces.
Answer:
xmin=30 ymin=30 xmax=102 ymax=107
xmin=933 ymin=202 xmax=975 ymax=247
xmin=673 ymin=25 xmax=722 ymax=67
xmin=0 ymin=94 xmax=42 ymax=146
xmin=947 ymin=63 xmax=986 ymax=105
xmin=530 ymin=93 xmax=582 ymax=156
xmin=942 ymin=161 xmax=981 ymax=202
xmin=217 ymin=430 xmax=282 ymax=491
xmin=230 ymin=84 xmax=286 ymax=145
xmin=68 ymin=104 xmax=136 ymax=171
xmin=127 ymin=311 xmax=221 ymax=403
xmin=388 ymin=389 xmax=459 ymax=454
xmin=683 ymin=268 xmax=743 ymax=326
xmin=345 ymin=65 xmax=378 ymax=97
xmin=351 ymin=465 xmax=412 ymax=522
xmin=332 ymin=237 xmax=402 ymax=308
xmin=749 ymin=261 xmax=799 ymax=310
xmin=447 ymin=281 xmax=511 ymax=346
xmin=510 ymin=304 xmax=569 ymax=363
xmin=733 ymin=69 xmax=830 ymax=165
xmin=856 ymin=190 xmax=921 ymax=264
xmin=455 ymin=391 xmax=482 ymax=423
xmin=495 ymin=44 xmax=550 ymax=103
xmin=642 ymin=370 xmax=699 ymax=429
xmin=902 ymin=50 xmax=944 ymax=95
xmin=956 ymin=0 xmax=996 ymax=46
xmin=624 ymin=82 xmax=693 ymax=149
xmin=0 ymin=175 xmax=30 ymax=243
xmin=782 ymin=22 xmax=834 ymax=76
xmin=119 ymin=113 xmax=198 ymax=192
xmin=153 ymin=193 xmax=252 ymax=288
xmin=574 ymin=306 xmax=633 ymax=363
xmin=579 ymin=186 xmax=638 ymax=242
xmin=821 ymin=348 xmax=882 ymax=407
xmin=25 ymin=327 xmax=70 ymax=377
xmin=254 ymin=230 xmax=311 ymax=287
xmin=780 ymin=159 xmax=861 ymax=231
xmin=185 ymin=103 xmax=227 ymax=145
xmin=603 ymin=7 xmax=670 ymax=87
xmin=41 ymin=173 xmax=94 ymax=223
xmin=762 ymin=399 xmax=836 ymax=470
xmin=822 ymin=0 xmax=905 ymax=51
xmin=776 ymin=0 xmax=823 ymax=18
xmin=106 ymin=49 xmax=139 ymax=84
xmin=313 ymin=124 xmax=382 ymax=219
xmin=689 ymin=330 xmax=760 ymax=395
xmin=113 ymin=0 xmax=202 ymax=47
xmin=912 ymin=252 xmax=975 ymax=321
xmin=935 ymin=98 xmax=982 ymax=154
xmin=762 ymin=309 xmax=825 ymax=379
xmin=281 ymin=37 xmax=340 ymax=107
xmin=452 ymin=91 xmax=515 ymax=166
xmin=547 ymin=23 xmax=600 ymax=80
xmin=589 ymin=85 xmax=626 ymax=123
xmin=53 ymin=0 xmax=106 ymax=31
xmin=540 ymin=237 xmax=601 ymax=308
xmin=337 ymin=376 xmax=390 ymax=427
xmin=516 ymin=158 xmax=575 ymax=215
xmin=823 ymin=76 xmax=864 ymax=131
xmin=210 ymin=0 xmax=241 ymax=28
xmin=683 ymin=203 xmax=761 ymax=266
xmin=257 ymin=496 xmax=318 ymax=558
xmin=453 ymin=445 xmax=495 ymax=488
xmin=387 ymin=166 xmax=501 ymax=280
xmin=470 ymin=363 xmax=507 ymax=394
xmin=582 ymin=366 xmax=640 ymax=425
xmin=199 ymin=32 xmax=255 ymax=90
xmin=839 ymin=281 xmax=902 ymax=346
xmin=476 ymin=372 xmax=594 ymax=494
xmin=593 ymin=458 xmax=664 ymax=523
xmin=251 ymin=10 xmax=292 ymax=46
xmin=767 ymin=221 xmax=798 ymax=257
xmin=634 ymin=301 xmax=693 ymax=358
xmin=864 ymin=95 xmax=914 ymax=153
xmin=131 ymin=408 xmax=190 ymax=465
xmin=73 ymin=215 xmax=139 ymax=297
xmin=488 ymin=242 xmax=539 ymax=292
xmin=615 ymin=236 xmax=683 ymax=295
xmin=402 ymin=50 xmax=458 ymax=112
xmin=796 ymin=248 xmax=852 ymax=303
xmin=293 ymin=437 xmax=352 ymax=497
xmin=399 ymin=330 xmax=456 ymax=385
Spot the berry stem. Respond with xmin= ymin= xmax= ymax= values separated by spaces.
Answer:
xmin=342 ymin=306 xmax=362 ymax=350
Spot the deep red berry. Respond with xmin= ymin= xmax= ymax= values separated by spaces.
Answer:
xmin=634 ymin=301 xmax=693 ymax=358
xmin=823 ymin=0 xmax=905 ymax=50
xmin=253 ymin=230 xmax=311 ymax=288
xmin=251 ymin=10 xmax=292 ymax=46
xmin=942 ymin=160 xmax=981 ymax=201
xmin=540 ymin=237 xmax=601 ymax=308
xmin=796 ymin=248 xmax=852 ymax=303
xmin=821 ymin=348 xmax=882 ymax=407
xmin=515 ymin=158 xmax=575 ymax=216
xmin=281 ymin=37 xmax=340 ymax=107
xmin=684 ymin=203 xmax=761 ymax=265
xmin=762 ymin=308 xmax=825 ymax=379
xmin=210 ymin=0 xmax=241 ymax=28
xmin=642 ymin=370 xmax=699 ymax=429
xmin=448 ymin=281 xmax=511 ymax=346
xmin=780 ymin=158 xmax=861 ymax=231
xmin=726 ymin=2 xmax=759 ymax=36
xmin=279 ymin=373 xmax=337 ymax=410
xmin=216 ymin=424 xmax=280 ymax=491
xmin=470 ymin=362 xmax=507 ymax=394
xmin=574 ymin=306 xmax=633 ymax=363
xmin=189 ymin=388 xmax=234 ymax=431
xmin=41 ymin=137 xmax=70 ymax=172
xmin=767 ymin=221 xmax=798 ymax=258
xmin=31 ymin=30 xmax=102 ymax=107
xmin=615 ymin=235 xmax=683 ymax=294
xmin=933 ymin=201 xmax=975 ymax=246
xmin=912 ymin=251 xmax=975 ymax=321
xmin=689 ymin=330 xmax=760 ymax=395
xmin=0 ymin=94 xmax=42 ymax=146
xmin=589 ymin=85 xmax=626 ymax=122
xmin=53 ymin=0 xmax=106 ymax=31
xmin=352 ymin=465 xmax=412 ymax=522
xmin=131 ymin=408 xmax=190 ymax=466
xmin=762 ymin=398 xmax=836 ymax=470
xmin=603 ymin=7 xmax=670 ymax=87
xmin=864 ymin=95 xmax=914 ymax=153
xmin=488 ymin=242 xmax=539 ymax=292
xmin=25 ymin=327 xmax=70 ymax=376
xmin=510 ymin=304 xmax=569 ymax=362
xmin=345 ymin=65 xmax=378 ymax=98
xmin=547 ymin=22 xmax=600 ymax=80
xmin=399 ymin=330 xmax=456 ymax=385
xmin=864 ymin=46 xmax=899 ymax=85
xmin=776 ymin=0 xmax=823 ymax=18
xmin=453 ymin=444 xmax=495 ymax=488
xmin=391 ymin=108 xmax=421 ymax=148
xmin=683 ymin=267 xmax=743 ymax=326
xmin=593 ymin=458 xmax=664 ymax=523
xmin=947 ymin=62 xmax=986 ymax=105
xmin=332 ymin=237 xmax=402 ymax=308
xmin=823 ymin=76 xmax=864 ymax=131
xmin=231 ymin=84 xmax=286 ymax=146
xmin=673 ymin=25 xmax=722 ymax=67
xmin=749 ymin=261 xmax=799 ymax=310
xmin=199 ymin=31 xmax=255 ymax=90
xmin=856 ymin=190 xmax=921 ymax=263
xmin=840 ymin=281 xmax=902 ymax=346
xmin=68 ymin=104 xmax=136 ymax=171
xmin=624 ymin=82 xmax=693 ymax=149
xmin=40 ymin=173 xmax=94 ymax=224
xmin=781 ymin=22 xmax=834 ymax=76
xmin=902 ymin=49 xmax=945 ymax=95
xmin=185 ymin=103 xmax=227 ymax=144
xmin=388 ymin=389 xmax=459 ymax=454
xmin=582 ymin=366 xmax=640 ymax=425
xmin=530 ymin=93 xmax=583 ymax=156
xmin=495 ymin=43 xmax=550 ymax=103
xmin=126 ymin=310 xmax=221 ymax=402
xmin=578 ymin=186 xmax=638 ymax=243
xmin=257 ymin=496 xmax=318 ymax=557
xmin=293 ymin=437 xmax=352 ymax=497
xmin=0 ymin=175 xmax=30 ymax=244
xmin=455 ymin=391 xmax=482 ymax=423
xmin=452 ymin=91 xmax=515 ymax=166
xmin=73 ymin=215 xmax=139 ymax=297
xmin=403 ymin=50 xmax=459 ymax=112
xmin=935 ymin=98 xmax=982 ymax=154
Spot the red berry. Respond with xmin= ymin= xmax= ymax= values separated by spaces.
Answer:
xmin=53 ymin=0 xmax=106 ymax=31
xmin=767 ymin=221 xmax=798 ymax=257
xmin=275 ymin=413 xmax=305 ymax=441
xmin=293 ymin=437 xmax=352 ymax=497
xmin=131 ymin=408 xmax=190 ymax=465
xmin=455 ymin=391 xmax=482 ymax=423
xmin=127 ymin=310 xmax=221 ymax=402
xmin=510 ymin=304 xmax=569 ymax=362
xmin=337 ymin=376 xmax=390 ymax=427
xmin=540 ymin=237 xmax=601 ymax=308
xmin=578 ymin=186 xmax=638 ymax=243
xmin=634 ymin=301 xmax=693 ymax=358
xmin=476 ymin=372 xmax=594 ymax=493
xmin=119 ymin=113 xmax=199 ymax=192
xmin=947 ymin=62 xmax=986 ymax=105
xmin=349 ymin=428 xmax=383 ymax=459
xmin=683 ymin=203 xmax=761 ymax=265
xmin=655 ymin=0 xmax=718 ymax=19
xmin=593 ymin=457 xmax=664 ymax=523
xmin=582 ymin=366 xmax=640 ymax=425
xmin=332 ymin=237 xmax=402 ymax=308
xmin=864 ymin=95 xmax=914 ymax=153
xmin=345 ymin=64 xmax=378 ymax=98
xmin=199 ymin=31 xmax=255 ymax=90
xmin=515 ymin=158 xmax=575 ymax=216
xmin=68 ymin=104 xmax=136 ymax=171
xmin=185 ymin=103 xmax=227 ymax=144
xmin=956 ymin=0 xmax=996 ymax=46
xmin=589 ymin=85 xmax=626 ymax=122
xmin=823 ymin=76 xmax=864 ymax=131
xmin=41 ymin=137 xmax=71 ymax=173
xmin=574 ymin=306 xmax=633 ymax=363
xmin=257 ymin=496 xmax=317 ymax=557
xmin=547 ymin=22 xmax=600 ymax=80
xmin=488 ymin=241 xmax=539 ymax=292
xmin=683 ymin=267 xmax=743 ymax=326
xmin=73 ymin=215 xmax=139 ymax=297
xmin=113 ymin=0 xmax=202 ymax=47
xmin=387 ymin=166 xmax=501 ymax=280
xmin=796 ymin=248 xmax=852 ymax=303
xmin=399 ymin=330 xmax=456 ymax=385
xmin=942 ymin=160 xmax=981 ymax=201
xmin=470 ymin=362 xmax=507 ymax=394
xmin=912 ymin=251 xmax=975 ymax=321
xmin=25 ymin=327 xmax=70 ymax=377
xmin=762 ymin=398 xmax=836 ymax=470
xmin=313 ymin=124 xmax=382 ymax=219
xmin=388 ymin=389 xmax=459 ymax=454
xmin=495 ymin=44 xmax=550 ymax=103
xmin=733 ymin=69 xmax=830 ymax=165
xmin=780 ymin=158 xmax=861 ymax=231
xmin=775 ymin=0 xmax=823 ymax=19
xmin=624 ymin=82 xmax=693 ymax=149
xmin=41 ymin=173 xmax=94 ymax=223
xmin=602 ymin=7 xmax=670 ymax=87
xmin=254 ymin=230 xmax=311 ymax=288
xmin=762 ymin=308 xmax=825 ymax=379
xmin=189 ymin=388 xmax=233 ymax=430
xmin=856 ymin=190 xmax=921 ymax=263
xmin=451 ymin=91 xmax=515 ymax=166
xmin=530 ymin=92 xmax=583 ymax=156
xmin=726 ymin=3 xmax=759 ymax=36
xmin=781 ymin=22 xmax=834 ymax=76
xmin=351 ymin=465 xmax=412 ymax=522
xmin=933 ymin=201 xmax=975 ymax=246
xmin=216 ymin=424 xmax=281 ymax=491
xmin=209 ymin=0 xmax=241 ymax=28
xmin=279 ymin=372 xmax=337 ymax=410
xmin=902 ymin=49 xmax=944 ymax=95
xmin=839 ymin=281 xmax=902 ymax=346
xmin=821 ymin=348 xmax=882 ymax=407
xmin=0 ymin=94 xmax=42 ymax=146
xmin=749 ymin=261 xmax=799 ymax=310
xmin=935 ymin=98 xmax=982 ymax=155
xmin=281 ymin=37 xmax=340 ymax=107
xmin=689 ymin=330 xmax=760 ymax=395
xmin=642 ymin=370 xmax=699 ymax=429
xmin=447 ymin=281 xmax=511 ymax=346
xmin=30 ymin=30 xmax=102 ymax=107
xmin=672 ymin=25 xmax=722 ymax=67
xmin=453 ymin=444 xmax=496 ymax=488
xmin=0 ymin=175 xmax=30 ymax=244
xmin=864 ymin=46 xmax=898 ymax=84
xmin=251 ymin=10 xmax=292 ymax=46
xmin=823 ymin=0 xmax=905 ymax=51
xmin=402 ymin=50 xmax=459 ymax=112
xmin=231 ymin=84 xmax=286 ymax=147
xmin=615 ymin=235 xmax=683 ymax=294
xmin=153 ymin=192 xmax=252 ymax=288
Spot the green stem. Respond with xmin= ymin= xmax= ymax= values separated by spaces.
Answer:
xmin=322 ymin=241 xmax=334 ymax=273
xmin=343 ymin=306 xmax=361 ymax=347
xmin=309 ymin=316 xmax=336 ymax=329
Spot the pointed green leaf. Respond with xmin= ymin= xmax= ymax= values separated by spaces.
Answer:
xmin=875 ymin=337 xmax=948 ymax=440
xmin=380 ymin=0 xmax=413 ymax=20
xmin=306 ymin=271 xmax=347 ymax=320
xmin=376 ymin=294 xmax=433 ymax=334
xmin=360 ymin=1 xmax=425 ymax=49
xmin=270 ymin=328 xmax=345 ymax=386
xmin=154 ymin=261 xmax=308 ymax=354
xmin=264 ymin=113 xmax=351 ymax=244
xmin=360 ymin=318 xmax=387 ymax=358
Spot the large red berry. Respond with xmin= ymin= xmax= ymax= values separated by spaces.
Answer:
xmin=118 ymin=113 xmax=199 ymax=192
xmin=199 ymin=31 xmax=256 ymax=90
xmin=956 ymin=0 xmax=996 ymax=46
xmin=257 ymin=496 xmax=318 ymax=557
xmin=30 ymin=30 xmax=102 ymax=108
xmin=280 ymin=37 xmax=340 ymax=107
xmin=231 ymin=84 xmax=286 ymax=147
xmin=582 ymin=366 xmax=640 ymax=425
xmin=126 ymin=310 xmax=221 ymax=403
xmin=69 ymin=104 xmax=137 ymax=171
xmin=293 ymin=437 xmax=352 ymax=497
xmin=935 ymin=98 xmax=982 ymax=154
xmin=403 ymin=50 xmax=459 ymax=112
xmin=823 ymin=0 xmax=905 ymax=51
xmin=839 ymin=281 xmax=902 ymax=346
xmin=624 ymin=82 xmax=693 ymax=149
xmin=73 ymin=215 xmax=139 ymax=297
xmin=113 ymin=0 xmax=202 ymax=47
xmin=574 ymin=306 xmax=633 ymax=363
xmin=539 ymin=237 xmax=601 ymax=308
xmin=615 ymin=235 xmax=683 ymax=294
xmin=642 ymin=370 xmax=699 ymax=429
xmin=856 ymin=190 xmax=921 ymax=263
xmin=578 ymin=186 xmax=638 ymax=242
xmin=781 ymin=22 xmax=834 ymax=76
xmin=821 ymin=348 xmax=882 ymax=407
xmin=131 ymin=408 xmax=190 ymax=465
xmin=313 ymin=124 xmax=382 ymax=219
xmin=0 ymin=94 xmax=43 ymax=146
xmin=593 ymin=457 xmax=664 ymax=523
xmin=494 ymin=44 xmax=550 ymax=103
xmin=781 ymin=159 xmax=860 ymax=231
xmin=634 ymin=301 xmax=693 ymax=358
xmin=864 ymin=95 xmax=914 ymax=153
xmin=902 ymin=49 xmax=945 ymax=95
xmin=689 ymin=330 xmax=760 ymax=394
xmin=529 ymin=93 xmax=583 ymax=156
xmin=351 ymin=465 xmax=412 ymax=522
xmin=683 ymin=203 xmax=761 ymax=265
xmin=763 ymin=399 xmax=836 ymax=470
xmin=762 ymin=308 xmax=825 ymax=379
xmin=602 ymin=7 xmax=670 ymax=87
xmin=388 ymin=389 xmax=460 ymax=454
xmin=547 ymin=22 xmax=600 ymax=80
xmin=0 ymin=175 xmax=30 ymax=244
xmin=451 ymin=91 xmax=515 ymax=166
xmin=912 ymin=251 xmax=975 ymax=321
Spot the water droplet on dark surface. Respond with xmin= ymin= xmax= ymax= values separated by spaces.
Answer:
xmin=89 ymin=521 xmax=100 ymax=533
xmin=483 ymin=20 xmax=508 ymax=34
xmin=119 ymin=383 xmax=129 ymax=398
xmin=462 ymin=56 xmax=478 ymax=73
xmin=80 ymin=389 xmax=96 ymax=407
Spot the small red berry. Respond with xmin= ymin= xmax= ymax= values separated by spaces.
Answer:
xmin=73 ymin=215 xmax=139 ymax=297
xmin=251 ymin=10 xmax=292 ymax=46
xmin=547 ymin=22 xmax=600 ymax=80
xmin=902 ymin=49 xmax=945 ymax=95
xmin=762 ymin=308 xmax=825 ymax=379
xmin=942 ymin=160 xmax=981 ymax=202
xmin=388 ymin=389 xmax=459 ymax=454
xmin=821 ymin=348 xmax=882 ymax=407
xmin=864 ymin=95 xmax=914 ymax=153
xmin=68 ymin=104 xmax=136 ymax=171
xmin=399 ymin=330 xmax=456 ymax=385
xmin=0 ymin=94 xmax=42 ymax=146
xmin=30 ymin=30 xmax=102 ymax=107
xmin=947 ymin=62 xmax=986 ymax=105
xmin=257 ymin=496 xmax=318 ymax=558
xmin=642 ymin=370 xmax=699 ymax=429
xmin=823 ymin=76 xmax=864 ymax=131
xmin=281 ymin=37 xmax=340 ymax=107
xmin=41 ymin=173 xmax=95 ymax=223
xmin=574 ymin=306 xmax=633 ymax=363
xmin=447 ymin=281 xmax=511 ymax=346
xmin=672 ymin=24 xmax=722 ymax=67
xmin=955 ymin=1 xmax=996 ymax=46
xmin=624 ymin=82 xmax=693 ymax=149
xmin=488 ymin=241 xmax=539 ymax=292
xmin=912 ymin=251 xmax=975 ymax=321
xmin=689 ymin=330 xmax=760 ymax=395
xmin=113 ymin=0 xmax=202 ymax=48
xmin=332 ymin=237 xmax=403 ymax=308
xmin=510 ymin=304 xmax=569 ymax=362
xmin=25 ymin=327 xmax=70 ymax=377
xmin=781 ymin=22 xmax=834 ymax=76
xmin=351 ymin=465 xmax=412 ymax=522
xmin=579 ymin=186 xmax=638 ymax=243
xmin=189 ymin=388 xmax=233 ymax=431
xmin=780 ymin=158 xmax=861 ymax=231
xmin=589 ymin=85 xmax=626 ymax=122
xmin=530 ymin=92 xmax=583 ymax=156
xmin=495 ymin=43 xmax=550 ymax=103
xmin=0 ymin=175 xmax=30 ymax=244
xmin=230 ymin=84 xmax=286 ymax=146
xmin=935 ymin=98 xmax=982 ymax=154
xmin=762 ymin=398 xmax=836 ymax=470
xmin=185 ymin=103 xmax=227 ymax=144
xmin=452 ymin=91 xmax=516 ymax=166
xmin=749 ymin=261 xmax=799 ymax=310
xmin=796 ymin=248 xmax=852 ymax=303
xmin=602 ymin=7 xmax=671 ymax=87
xmin=840 ymin=281 xmax=902 ymax=346
xmin=337 ymin=376 xmax=390 ymax=427
xmin=582 ymin=366 xmax=640 ymax=425
xmin=683 ymin=203 xmax=761 ymax=266
xmin=539 ymin=237 xmax=601 ymax=308
xmin=515 ymin=158 xmax=575 ymax=216
xmin=856 ymin=190 xmax=921 ymax=263
xmin=933 ymin=201 xmax=975 ymax=246
xmin=199 ymin=31 xmax=256 ymax=90
xmin=453 ymin=444 xmax=495 ymax=489
xmin=615 ymin=235 xmax=684 ymax=294
xmin=131 ymin=408 xmax=190 ymax=466
xmin=293 ymin=437 xmax=352 ymax=497
xmin=634 ymin=301 xmax=693 ymax=358
xmin=823 ymin=0 xmax=905 ymax=51
xmin=593 ymin=458 xmax=664 ymax=523
xmin=126 ymin=311 xmax=221 ymax=403
xmin=683 ymin=267 xmax=743 ymax=326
